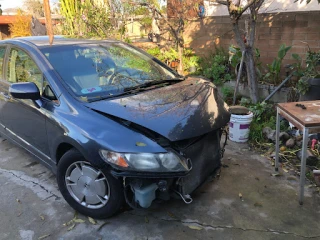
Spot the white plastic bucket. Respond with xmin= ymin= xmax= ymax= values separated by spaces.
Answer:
xmin=229 ymin=112 xmax=253 ymax=143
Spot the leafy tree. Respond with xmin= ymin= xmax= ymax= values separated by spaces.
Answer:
xmin=138 ymin=0 xmax=198 ymax=74
xmin=9 ymin=9 xmax=32 ymax=37
xmin=23 ymin=0 xmax=44 ymax=17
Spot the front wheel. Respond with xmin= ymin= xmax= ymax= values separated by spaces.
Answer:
xmin=57 ymin=149 xmax=124 ymax=218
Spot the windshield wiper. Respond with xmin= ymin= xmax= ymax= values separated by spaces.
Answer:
xmin=123 ymin=78 xmax=185 ymax=92
xmin=88 ymin=78 xmax=185 ymax=102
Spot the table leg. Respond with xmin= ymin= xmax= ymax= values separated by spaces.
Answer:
xmin=275 ymin=107 xmax=280 ymax=172
xmin=299 ymin=127 xmax=309 ymax=205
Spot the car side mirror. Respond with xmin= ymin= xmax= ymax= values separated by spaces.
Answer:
xmin=9 ymin=82 xmax=40 ymax=100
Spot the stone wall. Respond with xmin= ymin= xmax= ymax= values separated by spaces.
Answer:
xmin=183 ymin=11 xmax=320 ymax=66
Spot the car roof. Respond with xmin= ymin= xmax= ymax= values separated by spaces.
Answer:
xmin=4 ymin=35 xmax=120 ymax=47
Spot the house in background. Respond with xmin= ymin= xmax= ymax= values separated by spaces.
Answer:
xmin=166 ymin=0 xmax=320 ymax=65
xmin=0 ymin=15 xmax=17 ymax=39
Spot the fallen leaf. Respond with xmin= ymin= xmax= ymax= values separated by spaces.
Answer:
xmin=16 ymin=198 xmax=21 ymax=204
xmin=67 ymin=223 xmax=76 ymax=231
xmin=74 ymin=219 xmax=85 ymax=223
xmin=136 ymin=142 xmax=146 ymax=147
xmin=238 ymin=193 xmax=243 ymax=199
xmin=145 ymin=216 xmax=149 ymax=223
xmin=88 ymin=217 xmax=97 ymax=225
xmin=271 ymin=173 xmax=282 ymax=177
xmin=38 ymin=234 xmax=50 ymax=240
xmin=63 ymin=219 xmax=74 ymax=227
xmin=254 ymin=202 xmax=263 ymax=207
xmin=188 ymin=225 xmax=203 ymax=230
xmin=39 ymin=215 xmax=45 ymax=221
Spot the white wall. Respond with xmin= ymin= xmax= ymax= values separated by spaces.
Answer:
xmin=204 ymin=0 xmax=320 ymax=16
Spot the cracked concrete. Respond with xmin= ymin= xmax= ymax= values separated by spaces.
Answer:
xmin=0 ymin=135 xmax=320 ymax=240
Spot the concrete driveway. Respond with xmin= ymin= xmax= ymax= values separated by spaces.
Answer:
xmin=0 ymin=135 xmax=320 ymax=240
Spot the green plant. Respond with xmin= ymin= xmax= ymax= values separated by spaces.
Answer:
xmin=200 ymin=50 xmax=233 ymax=85
xmin=229 ymin=45 xmax=262 ymax=80
xmin=293 ymin=50 xmax=320 ymax=94
xmin=221 ymin=86 xmax=234 ymax=102
xmin=264 ymin=44 xmax=292 ymax=85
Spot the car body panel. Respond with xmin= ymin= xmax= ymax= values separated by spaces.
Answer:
xmin=85 ymin=77 xmax=230 ymax=141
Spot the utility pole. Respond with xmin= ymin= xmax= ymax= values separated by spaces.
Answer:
xmin=43 ymin=0 xmax=54 ymax=45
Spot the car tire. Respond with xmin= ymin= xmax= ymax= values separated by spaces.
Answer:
xmin=57 ymin=148 xmax=124 ymax=219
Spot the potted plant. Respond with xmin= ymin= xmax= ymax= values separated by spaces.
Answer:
xmin=188 ymin=55 xmax=199 ymax=73
xmin=296 ymin=50 xmax=320 ymax=101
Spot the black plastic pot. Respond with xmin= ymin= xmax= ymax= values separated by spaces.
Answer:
xmin=300 ymin=78 xmax=320 ymax=101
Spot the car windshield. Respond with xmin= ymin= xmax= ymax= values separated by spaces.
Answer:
xmin=40 ymin=42 xmax=180 ymax=102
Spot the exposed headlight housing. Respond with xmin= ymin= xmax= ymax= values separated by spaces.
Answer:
xmin=99 ymin=150 xmax=189 ymax=172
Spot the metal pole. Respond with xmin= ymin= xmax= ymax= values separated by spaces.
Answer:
xmin=299 ymin=127 xmax=309 ymax=205
xmin=232 ymin=50 xmax=245 ymax=106
xmin=275 ymin=107 xmax=280 ymax=172
xmin=264 ymin=73 xmax=293 ymax=102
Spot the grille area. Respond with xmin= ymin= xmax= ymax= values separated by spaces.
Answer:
xmin=179 ymin=130 xmax=221 ymax=195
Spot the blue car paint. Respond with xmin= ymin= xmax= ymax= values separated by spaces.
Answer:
xmin=0 ymin=37 xmax=230 ymax=177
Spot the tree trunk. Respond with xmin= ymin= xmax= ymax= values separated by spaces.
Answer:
xmin=178 ymin=44 xmax=184 ymax=74
xmin=245 ymin=47 xmax=258 ymax=103
xmin=232 ymin=20 xmax=259 ymax=103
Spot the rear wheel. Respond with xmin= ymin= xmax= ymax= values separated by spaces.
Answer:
xmin=57 ymin=149 xmax=124 ymax=218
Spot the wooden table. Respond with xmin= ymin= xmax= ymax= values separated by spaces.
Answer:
xmin=275 ymin=101 xmax=320 ymax=204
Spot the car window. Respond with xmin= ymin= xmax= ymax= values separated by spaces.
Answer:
xmin=0 ymin=46 xmax=6 ymax=78
xmin=7 ymin=48 xmax=43 ymax=92
xmin=42 ymin=77 xmax=58 ymax=102
xmin=41 ymin=43 xmax=179 ymax=102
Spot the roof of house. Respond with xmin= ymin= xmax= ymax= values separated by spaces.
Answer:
xmin=0 ymin=15 xmax=31 ymax=25
xmin=0 ymin=15 xmax=18 ymax=24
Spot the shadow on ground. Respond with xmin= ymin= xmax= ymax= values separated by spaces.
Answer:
xmin=0 ymin=136 xmax=319 ymax=240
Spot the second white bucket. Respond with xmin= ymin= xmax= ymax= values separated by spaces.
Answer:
xmin=229 ymin=112 xmax=253 ymax=143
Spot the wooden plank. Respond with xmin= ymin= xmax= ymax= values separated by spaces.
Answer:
xmin=277 ymin=101 xmax=320 ymax=127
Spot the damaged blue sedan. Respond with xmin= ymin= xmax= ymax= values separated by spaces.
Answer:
xmin=0 ymin=36 xmax=230 ymax=218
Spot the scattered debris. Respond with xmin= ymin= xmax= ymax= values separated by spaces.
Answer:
xmin=238 ymin=193 xmax=243 ymax=200
xmin=88 ymin=217 xmax=97 ymax=225
xmin=296 ymin=150 xmax=319 ymax=167
xmin=285 ymin=138 xmax=295 ymax=148
xmin=263 ymin=127 xmax=276 ymax=142
xmin=136 ymin=142 xmax=147 ymax=147
xmin=38 ymin=234 xmax=50 ymax=240
xmin=144 ymin=216 xmax=149 ymax=223
xmin=16 ymin=198 xmax=21 ymax=204
xmin=271 ymin=173 xmax=282 ymax=177
xmin=74 ymin=219 xmax=85 ymax=223
xmin=39 ymin=215 xmax=45 ymax=221
xmin=67 ymin=223 xmax=76 ymax=231
xmin=279 ymin=132 xmax=290 ymax=141
xmin=313 ymin=170 xmax=320 ymax=186
xmin=254 ymin=202 xmax=263 ymax=207
xmin=188 ymin=225 xmax=203 ymax=230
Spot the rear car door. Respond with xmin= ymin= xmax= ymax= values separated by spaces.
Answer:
xmin=0 ymin=46 xmax=50 ymax=157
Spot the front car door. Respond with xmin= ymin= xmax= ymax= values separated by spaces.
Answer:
xmin=0 ymin=45 xmax=8 ymax=132
xmin=0 ymin=46 xmax=50 ymax=158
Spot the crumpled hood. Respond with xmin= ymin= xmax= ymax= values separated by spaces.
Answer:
xmin=85 ymin=77 xmax=231 ymax=141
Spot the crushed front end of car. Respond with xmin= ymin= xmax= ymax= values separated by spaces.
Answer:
xmin=89 ymin=77 xmax=231 ymax=208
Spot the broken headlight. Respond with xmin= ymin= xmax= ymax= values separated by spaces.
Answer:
xmin=99 ymin=150 xmax=190 ymax=172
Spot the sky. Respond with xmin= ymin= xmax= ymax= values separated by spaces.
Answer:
xmin=0 ymin=0 xmax=58 ymax=10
